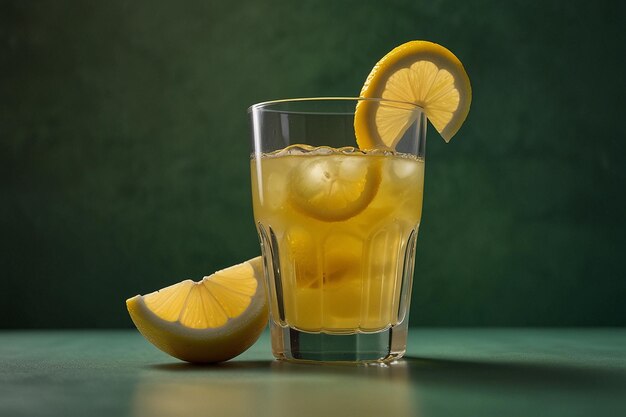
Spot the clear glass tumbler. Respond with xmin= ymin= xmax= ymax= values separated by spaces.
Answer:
xmin=249 ymin=97 xmax=426 ymax=363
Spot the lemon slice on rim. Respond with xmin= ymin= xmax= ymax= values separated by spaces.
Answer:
xmin=288 ymin=154 xmax=382 ymax=222
xmin=355 ymin=40 xmax=472 ymax=148
xmin=126 ymin=257 xmax=268 ymax=363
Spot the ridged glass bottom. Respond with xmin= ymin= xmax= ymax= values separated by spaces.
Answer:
xmin=270 ymin=320 xmax=409 ymax=364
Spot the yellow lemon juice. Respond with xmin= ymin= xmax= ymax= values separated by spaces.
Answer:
xmin=251 ymin=145 xmax=424 ymax=333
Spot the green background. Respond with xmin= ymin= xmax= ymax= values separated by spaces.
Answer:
xmin=1 ymin=0 xmax=625 ymax=328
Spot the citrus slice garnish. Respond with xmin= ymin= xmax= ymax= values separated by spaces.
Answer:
xmin=288 ymin=155 xmax=381 ymax=222
xmin=355 ymin=40 xmax=472 ymax=148
xmin=126 ymin=257 xmax=268 ymax=363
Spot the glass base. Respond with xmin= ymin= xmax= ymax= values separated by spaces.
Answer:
xmin=270 ymin=321 xmax=408 ymax=364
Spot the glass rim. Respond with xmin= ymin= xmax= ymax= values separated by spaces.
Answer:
xmin=247 ymin=96 xmax=424 ymax=114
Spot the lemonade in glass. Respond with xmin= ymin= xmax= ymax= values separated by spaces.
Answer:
xmin=249 ymin=98 xmax=426 ymax=362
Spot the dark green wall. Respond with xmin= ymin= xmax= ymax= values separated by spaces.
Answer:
xmin=2 ymin=0 xmax=625 ymax=328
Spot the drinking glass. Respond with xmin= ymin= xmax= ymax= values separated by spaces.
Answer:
xmin=249 ymin=97 xmax=426 ymax=363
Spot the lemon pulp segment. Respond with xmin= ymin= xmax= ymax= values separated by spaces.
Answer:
xmin=142 ymin=261 xmax=257 ymax=329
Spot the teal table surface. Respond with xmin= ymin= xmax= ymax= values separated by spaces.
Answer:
xmin=1 ymin=329 xmax=625 ymax=417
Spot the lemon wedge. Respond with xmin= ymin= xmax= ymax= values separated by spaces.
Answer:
xmin=355 ymin=40 xmax=472 ymax=148
xmin=288 ymin=154 xmax=382 ymax=222
xmin=126 ymin=257 xmax=268 ymax=363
